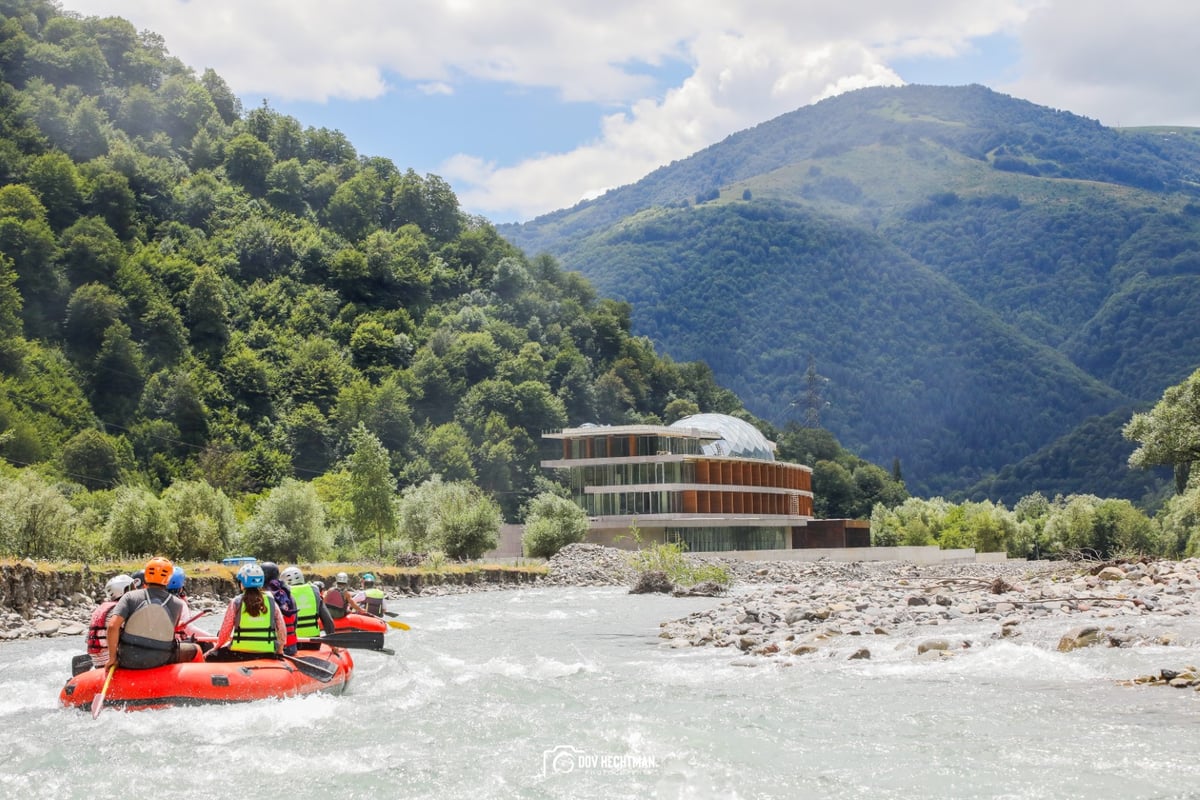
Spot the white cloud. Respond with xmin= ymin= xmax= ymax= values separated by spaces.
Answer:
xmin=60 ymin=0 xmax=1200 ymax=220
xmin=1001 ymin=0 xmax=1200 ymax=127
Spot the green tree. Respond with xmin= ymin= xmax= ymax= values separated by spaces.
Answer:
xmin=240 ymin=478 xmax=329 ymax=561
xmin=223 ymin=132 xmax=274 ymax=196
xmin=25 ymin=150 xmax=81 ymax=231
xmin=344 ymin=423 xmax=397 ymax=556
xmin=1125 ymin=368 xmax=1200 ymax=494
xmin=186 ymin=267 xmax=229 ymax=358
xmin=106 ymin=485 xmax=178 ymax=557
xmin=0 ymin=470 xmax=80 ymax=558
xmin=522 ymin=492 xmax=589 ymax=558
xmin=60 ymin=428 xmax=124 ymax=490
xmin=162 ymin=480 xmax=235 ymax=560
xmin=396 ymin=476 xmax=501 ymax=558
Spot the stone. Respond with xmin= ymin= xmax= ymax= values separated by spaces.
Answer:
xmin=917 ymin=639 xmax=950 ymax=654
xmin=906 ymin=596 xmax=929 ymax=606
xmin=60 ymin=622 xmax=86 ymax=636
xmin=790 ymin=645 xmax=818 ymax=656
xmin=1057 ymin=626 xmax=1101 ymax=652
xmin=34 ymin=619 xmax=61 ymax=636
xmin=1097 ymin=567 xmax=1126 ymax=582
xmin=629 ymin=570 xmax=674 ymax=594
xmin=848 ymin=648 xmax=871 ymax=660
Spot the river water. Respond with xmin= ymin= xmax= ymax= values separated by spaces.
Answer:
xmin=3 ymin=586 xmax=1200 ymax=799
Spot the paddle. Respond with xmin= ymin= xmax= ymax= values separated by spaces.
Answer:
xmin=380 ymin=610 xmax=411 ymax=630
xmin=279 ymin=653 xmax=337 ymax=683
xmin=91 ymin=664 xmax=116 ymax=719
xmin=297 ymin=631 xmax=394 ymax=654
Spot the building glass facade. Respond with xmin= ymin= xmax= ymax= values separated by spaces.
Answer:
xmin=541 ymin=416 xmax=814 ymax=553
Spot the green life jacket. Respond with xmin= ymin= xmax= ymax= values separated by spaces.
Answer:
xmin=292 ymin=583 xmax=322 ymax=638
xmin=362 ymin=587 xmax=385 ymax=616
xmin=231 ymin=594 xmax=277 ymax=654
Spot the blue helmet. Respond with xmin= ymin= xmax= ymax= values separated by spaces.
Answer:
xmin=167 ymin=566 xmax=186 ymax=592
xmin=238 ymin=563 xmax=265 ymax=589
xmin=362 ymin=573 xmax=376 ymax=584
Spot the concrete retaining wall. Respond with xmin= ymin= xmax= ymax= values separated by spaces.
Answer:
xmin=703 ymin=546 xmax=1006 ymax=564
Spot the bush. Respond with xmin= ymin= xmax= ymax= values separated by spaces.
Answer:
xmin=396 ymin=477 xmax=501 ymax=559
xmin=0 ymin=470 xmax=80 ymax=558
xmin=106 ymin=485 xmax=178 ymax=557
xmin=522 ymin=493 xmax=588 ymax=558
xmin=239 ymin=478 xmax=330 ymax=561
xmin=626 ymin=527 xmax=731 ymax=588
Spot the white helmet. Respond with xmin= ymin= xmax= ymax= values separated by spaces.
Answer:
xmin=104 ymin=574 xmax=134 ymax=601
xmin=281 ymin=566 xmax=305 ymax=587
xmin=335 ymin=572 xmax=349 ymax=585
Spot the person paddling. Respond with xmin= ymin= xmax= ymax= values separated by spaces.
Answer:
xmin=281 ymin=566 xmax=336 ymax=638
xmin=323 ymin=572 xmax=367 ymax=619
xmin=208 ymin=563 xmax=286 ymax=661
xmin=167 ymin=566 xmax=207 ymax=640
xmin=86 ymin=574 xmax=133 ymax=669
xmin=354 ymin=573 xmax=387 ymax=617
xmin=105 ymin=557 xmax=202 ymax=669
xmin=262 ymin=561 xmax=299 ymax=655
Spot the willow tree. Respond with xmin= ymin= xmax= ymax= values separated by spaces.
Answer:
xmin=1125 ymin=368 xmax=1200 ymax=494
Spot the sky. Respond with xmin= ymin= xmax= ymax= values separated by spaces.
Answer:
xmin=60 ymin=0 xmax=1200 ymax=223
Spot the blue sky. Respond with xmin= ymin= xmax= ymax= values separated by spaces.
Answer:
xmin=64 ymin=1 xmax=1200 ymax=223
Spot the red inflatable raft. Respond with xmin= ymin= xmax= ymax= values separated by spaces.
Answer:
xmin=333 ymin=612 xmax=388 ymax=634
xmin=60 ymin=644 xmax=353 ymax=712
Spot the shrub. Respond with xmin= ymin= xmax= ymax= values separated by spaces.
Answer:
xmin=522 ymin=493 xmax=588 ymax=558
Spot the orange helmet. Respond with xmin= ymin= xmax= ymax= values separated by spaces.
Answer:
xmin=143 ymin=556 xmax=174 ymax=586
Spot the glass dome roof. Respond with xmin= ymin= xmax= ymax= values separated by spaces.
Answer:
xmin=670 ymin=413 xmax=775 ymax=461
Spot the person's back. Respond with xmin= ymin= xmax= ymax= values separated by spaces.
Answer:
xmin=106 ymin=557 xmax=200 ymax=669
xmin=282 ymin=566 xmax=335 ymax=638
xmin=360 ymin=574 xmax=385 ymax=616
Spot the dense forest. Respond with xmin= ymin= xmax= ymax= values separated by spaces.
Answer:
xmin=0 ymin=0 xmax=793 ymax=560
xmin=502 ymin=85 xmax=1200 ymax=504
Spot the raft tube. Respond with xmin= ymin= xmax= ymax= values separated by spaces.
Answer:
xmin=59 ymin=643 xmax=353 ymax=712
xmin=332 ymin=612 xmax=388 ymax=634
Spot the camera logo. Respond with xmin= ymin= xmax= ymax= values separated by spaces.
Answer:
xmin=543 ymin=745 xmax=585 ymax=776
xmin=541 ymin=744 xmax=658 ymax=777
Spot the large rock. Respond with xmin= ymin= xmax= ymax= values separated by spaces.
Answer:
xmin=34 ymin=619 xmax=61 ymax=636
xmin=1057 ymin=626 xmax=1101 ymax=652
xmin=629 ymin=570 xmax=674 ymax=594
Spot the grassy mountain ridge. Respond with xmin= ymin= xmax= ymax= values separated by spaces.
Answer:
xmin=502 ymin=84 xmax=1200 ymax=503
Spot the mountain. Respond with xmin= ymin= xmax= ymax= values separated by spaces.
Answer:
xmin=501 ymin=85 xmax=1199 ymax=502
xmin=0 ymin=0 xmax=750 ymax=525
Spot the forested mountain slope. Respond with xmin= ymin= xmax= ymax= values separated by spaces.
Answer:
xmin=0 ymin=0 xmax=748 ymax=521
xmin=502 ymin=85 xmax=1199 ymax=501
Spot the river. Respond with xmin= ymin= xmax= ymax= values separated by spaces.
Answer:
xmin=3 ymin=586 xmax=1200 ymax=799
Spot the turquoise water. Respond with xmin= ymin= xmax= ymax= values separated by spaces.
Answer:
xmin=3 ymin=586 xmax=1200 ymax=799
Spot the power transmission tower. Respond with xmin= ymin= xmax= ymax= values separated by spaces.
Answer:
xmin=801 ymin=357 xmax=829 ymax=428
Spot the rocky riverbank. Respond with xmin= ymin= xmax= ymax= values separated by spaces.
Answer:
xmin=0 ymin=559 xmax=548 ymax=640
xmin=654 ymin=556 xmax=1200 ymax=686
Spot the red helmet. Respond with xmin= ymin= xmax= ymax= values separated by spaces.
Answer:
xmin=143 ymin=557 xmax=174 ymax=586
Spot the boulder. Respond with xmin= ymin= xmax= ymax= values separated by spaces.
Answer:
xmin=1097 ymin=567 xmax=1126 ymax=582
xmin=917 ymin=639 xmax=950 ymax=654
xmin=848 ymin=648 xmax=871 ymax=660
xmin=629 ymin=571 xmax=674 ymax=595
xmin=34 ymin=619 xmax=61 ymax=636
xmin=1057 ymin=626 xmax=1101 ymax=652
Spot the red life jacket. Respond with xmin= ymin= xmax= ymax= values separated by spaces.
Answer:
xmin=86 ymin=600 xmax=117 ymax=656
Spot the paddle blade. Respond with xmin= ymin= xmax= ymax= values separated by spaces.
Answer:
xmin=304 ymin=631 xmax=387 ymax=651
xmin=91 ymin=665 xmax=116 ymax=719
xmin=281 ymin=654 xmax=337 ymax=683
xmin=387 ymin=620 xmax=410 ymax=631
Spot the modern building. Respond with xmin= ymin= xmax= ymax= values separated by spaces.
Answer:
xmin=540 ymin=413 xmax=814 ymax=552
